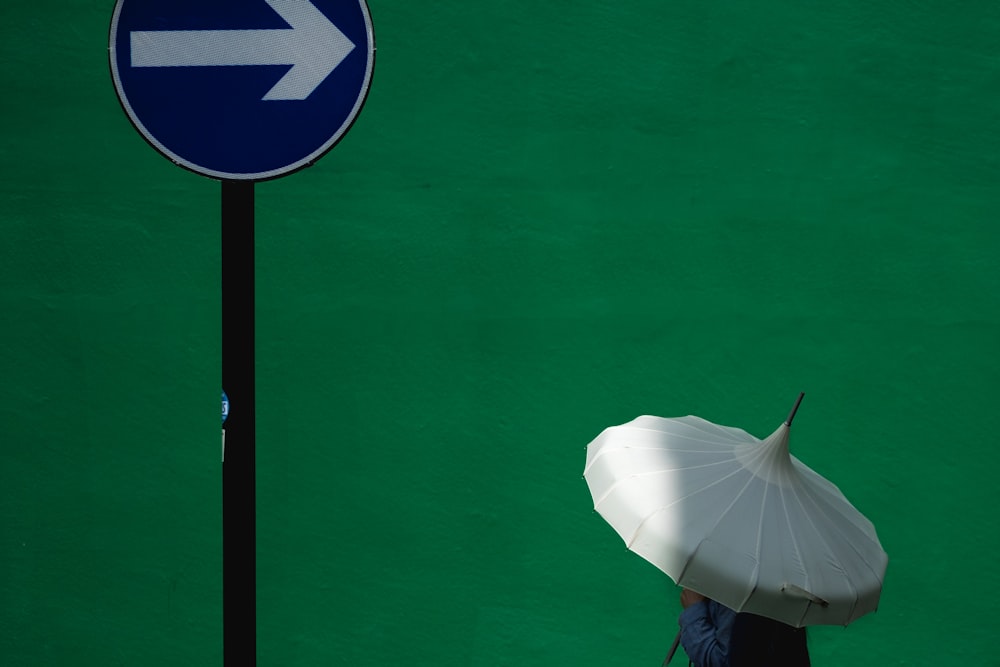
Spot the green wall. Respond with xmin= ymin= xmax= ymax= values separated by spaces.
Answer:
xmin=3 ymin=1 xmax=999 ymax=664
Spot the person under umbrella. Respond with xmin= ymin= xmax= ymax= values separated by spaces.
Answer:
xmin=676 ymin=588 xmax=810 ymax=666
xmin=584 ymin=393 xmax=887 ymax=665
xmin=676 ymin=588 xmax=735 ymax=666
xmin=728 ymin=610 xmax=810 ymax=666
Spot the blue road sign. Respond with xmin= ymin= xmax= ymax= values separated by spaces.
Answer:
xmin=109 ymin=0 xmax=375 ymax=181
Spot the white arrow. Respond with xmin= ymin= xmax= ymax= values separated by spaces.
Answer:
xmin=130 ymin=0 xmax=355 ymax=101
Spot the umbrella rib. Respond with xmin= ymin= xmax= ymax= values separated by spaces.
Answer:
xmin=594 ymin=442 xmax=742 ymax=455
xmin=735 ymin=456 xmax=771 ymax=611
xmin=793 ymin=480 xmax=887 ymax=620
xmin=794 ymin=465 xmax=882 ymax=539
xmin=586 ymin=440 xmax=740 ymax=476
xmin=777 ymin=460 xmax=812 ymax=626
xmin=623 ymin=423 xmax=754 ymax=446
xmin=796 ymin=475 xmax=885 ymax=560
xmin=750 ymin=438 xmax=778 ymax=572
xmin=583 ymin=431 xmax=742 ymax=475
xmin=752 ymin=445 xmax=869 ymax=624
xmin=594 ymin=457 xmax=740 ymax=513
xmin=675 ymin=416 xmax=755 ymax=441
xmin=785 ymin=481 xmax=862 ymax=620
xmin=720 ymin=437 xmax=791 ymax=610
xmin=622 ymin=429 xmax=746 ymax=449
xmin=624 ymin=462 xmax=756 ymax=549
xmin=674 ymin=453 xmax=765 ymax=584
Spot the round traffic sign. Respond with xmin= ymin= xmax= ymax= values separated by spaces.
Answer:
xmin=109 ymin=0 xmax=375 ymax=180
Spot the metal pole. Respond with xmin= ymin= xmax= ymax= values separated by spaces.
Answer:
xmin=222 ymin=179 xmax=256 ymax=666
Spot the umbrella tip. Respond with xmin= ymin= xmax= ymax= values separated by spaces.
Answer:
xmin=785 ymin=392 xmax=805 ymax=427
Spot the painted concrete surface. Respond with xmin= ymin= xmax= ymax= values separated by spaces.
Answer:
xmin=2 ymin=1 xmax=998 ymax=664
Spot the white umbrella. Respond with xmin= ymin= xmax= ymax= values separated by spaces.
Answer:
xmin=584 ymin=394 xmax=887 ymax=629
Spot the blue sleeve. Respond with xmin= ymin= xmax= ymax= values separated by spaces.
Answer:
xmin=678 ymin=601 xmax=734 ymax=667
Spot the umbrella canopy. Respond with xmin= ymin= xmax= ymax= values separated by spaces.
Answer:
xmin=584 ymin=398 xmax=887 ymax=627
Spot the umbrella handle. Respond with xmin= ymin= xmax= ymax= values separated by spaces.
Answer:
xmin=662 ymin=629 xmax=682 ymax=666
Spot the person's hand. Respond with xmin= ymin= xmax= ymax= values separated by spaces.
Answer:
xmin=680 ymin=588 xmax=706 ymax=609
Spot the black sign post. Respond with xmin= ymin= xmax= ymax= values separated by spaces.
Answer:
xmin=221 ymin=180 xmax=255 ymax=666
